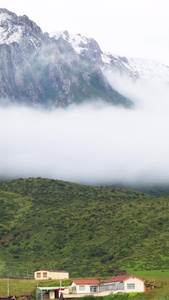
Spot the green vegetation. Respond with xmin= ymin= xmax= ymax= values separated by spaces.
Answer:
xmin=107 ymin=183 xmax=169 ymax=197
xmin=1 ymin=178 xmax=169 ymax=279
xmin=0 ymin=278 xmax=37 ymax=297
xmin=39 ymin=278 xmax=72 ymax=287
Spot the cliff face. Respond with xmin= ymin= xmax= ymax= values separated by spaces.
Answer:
xmin=0 ymin=9 xmax=131 ymax=108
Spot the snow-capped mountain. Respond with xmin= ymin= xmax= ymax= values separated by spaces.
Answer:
xmin=50 ymin=29 xmax=169 ymax=83
xmin=0 ymin=8 xmax=130 ymax=108
xmin=0 ymin=8 xmax=168 ymax=108
xmin=0 ymin=8 xmax=42 ymax=45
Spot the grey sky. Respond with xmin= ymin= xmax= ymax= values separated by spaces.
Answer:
xmin=1 ymin=0 xmax=169 ymax=65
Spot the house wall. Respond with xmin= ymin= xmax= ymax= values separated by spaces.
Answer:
xmin=59 ymin=288 xmax=69 ymax=298
xmin=47 ymin=271 xmax=69 ymax=279
xmin=49 ymin=291 xmax=55 ymax=299
xmin=34 ymin=270 xmax=69 ymax=280
xmin=77 ymin=284 xmax=99 ymax=294
xmin=124 ymin=277 xmax=145 ymax=293
xmin=70 ymin=282 xmax=99 ymax=294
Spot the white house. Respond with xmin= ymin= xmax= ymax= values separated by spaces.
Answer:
xmin=69 ymin=279 xmax=100 ymax=294
xmin=101 ymin=275 xmax=145 ymax=293
xmin=34 ymin=270 xmax=69 ymax=280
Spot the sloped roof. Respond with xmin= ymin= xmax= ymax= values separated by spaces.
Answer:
xmin=105 ymin=275 xmax=133 ymax=283
xmin=73 ymin=279 xmax=100 ymax=285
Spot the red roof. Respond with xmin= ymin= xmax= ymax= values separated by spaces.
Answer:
xmin=106 ymin=275 xmax=133 ymax=283
xmin=73 ymin=279 xmax=100 ymax=285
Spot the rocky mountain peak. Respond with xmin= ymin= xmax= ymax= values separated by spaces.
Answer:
xmin=50 ymin=31 xmax=102 ymax=63
xmin=0 ymin=8 xmax=17 ymax=21
xmin=0 ymin=8 xmax=42 ymax=45
xmin=2 ymin=8 xmax=161 ymax=109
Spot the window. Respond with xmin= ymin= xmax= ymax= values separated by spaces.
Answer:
xmin=37 ymin=272 xmax=41 ymax=278
xmin=79 ymin=285 xmax=85 ymax=291
xmin=127 ymin=283 xmax=135 ymax=289
xmin=90 ymin=286 xmax=98 ymax=293
xmin=43 ymin=272 xmax=47 ymax=278
xmin=69 ymin=286 xmax=76 ymax=294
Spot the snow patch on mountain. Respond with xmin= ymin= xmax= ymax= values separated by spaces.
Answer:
xmin=0 ymin=10 xmax=23 ymax=44
xmin=0 ymin=11 xmax=11 ymax=22
xmin=0 ymin=23 xmax=23 ymax=45
xmin=50 ymin=30 xmax=100 ymax=55
xmin=102 ymin=51 xmax=169 ymax=85
xmin=101 ymin=53 xmax=112 ymax=64
xmin=126 ymin=57 xmax=169 ymax=83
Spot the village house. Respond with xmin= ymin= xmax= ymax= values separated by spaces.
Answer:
xmin=34 ymin=270 xmax=69 ymax=280
xmin=100 ymin=274 xmax=145 ymax=293
xmin=60 ymin=279 xmax=103 ymax=299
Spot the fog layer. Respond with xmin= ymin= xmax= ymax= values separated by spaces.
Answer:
xmin=1 ymin=73 xmax=169 ymax=185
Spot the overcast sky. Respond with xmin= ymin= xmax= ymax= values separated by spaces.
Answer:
xmin=1 ymin=0 xmax=169 ymax=65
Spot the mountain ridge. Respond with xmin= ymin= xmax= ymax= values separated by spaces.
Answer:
xmin=0 ymin=8 xmax=131 ymax=108
xmin=1 ymin=8 xmax=169 ymax=109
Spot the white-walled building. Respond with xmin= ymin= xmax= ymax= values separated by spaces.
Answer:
xmin=34 ymin=270 xmax=69 ymax=280
xmin=69 ymin=279 xmax=100 ymax=294
xmin=101 ymin=275 xmax=145 ymax=293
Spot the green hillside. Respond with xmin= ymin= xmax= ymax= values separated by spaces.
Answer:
xmin=106 ymin=183 xmax=169 ymax=197
xmin=0 ymin=178 xmax=169 ymax=278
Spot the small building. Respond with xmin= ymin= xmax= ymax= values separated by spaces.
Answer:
xmin=100 ymin=275 xmax=145 ymax=293
xmin=36 ymin=286 xmax=69 ymax=299
xmin=34 ymin=270 xmax=69 ymax=280
xmin=70 ymin=279 xmax=100 ymax=294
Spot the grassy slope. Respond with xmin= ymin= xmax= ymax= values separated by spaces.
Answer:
xmin=0 ymin=278 xmax=72 ymax=298
xmin=1 ymin=178 xmax=169 ymax=279
xmin=0 ymin=278 xmax=37 ymax=297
